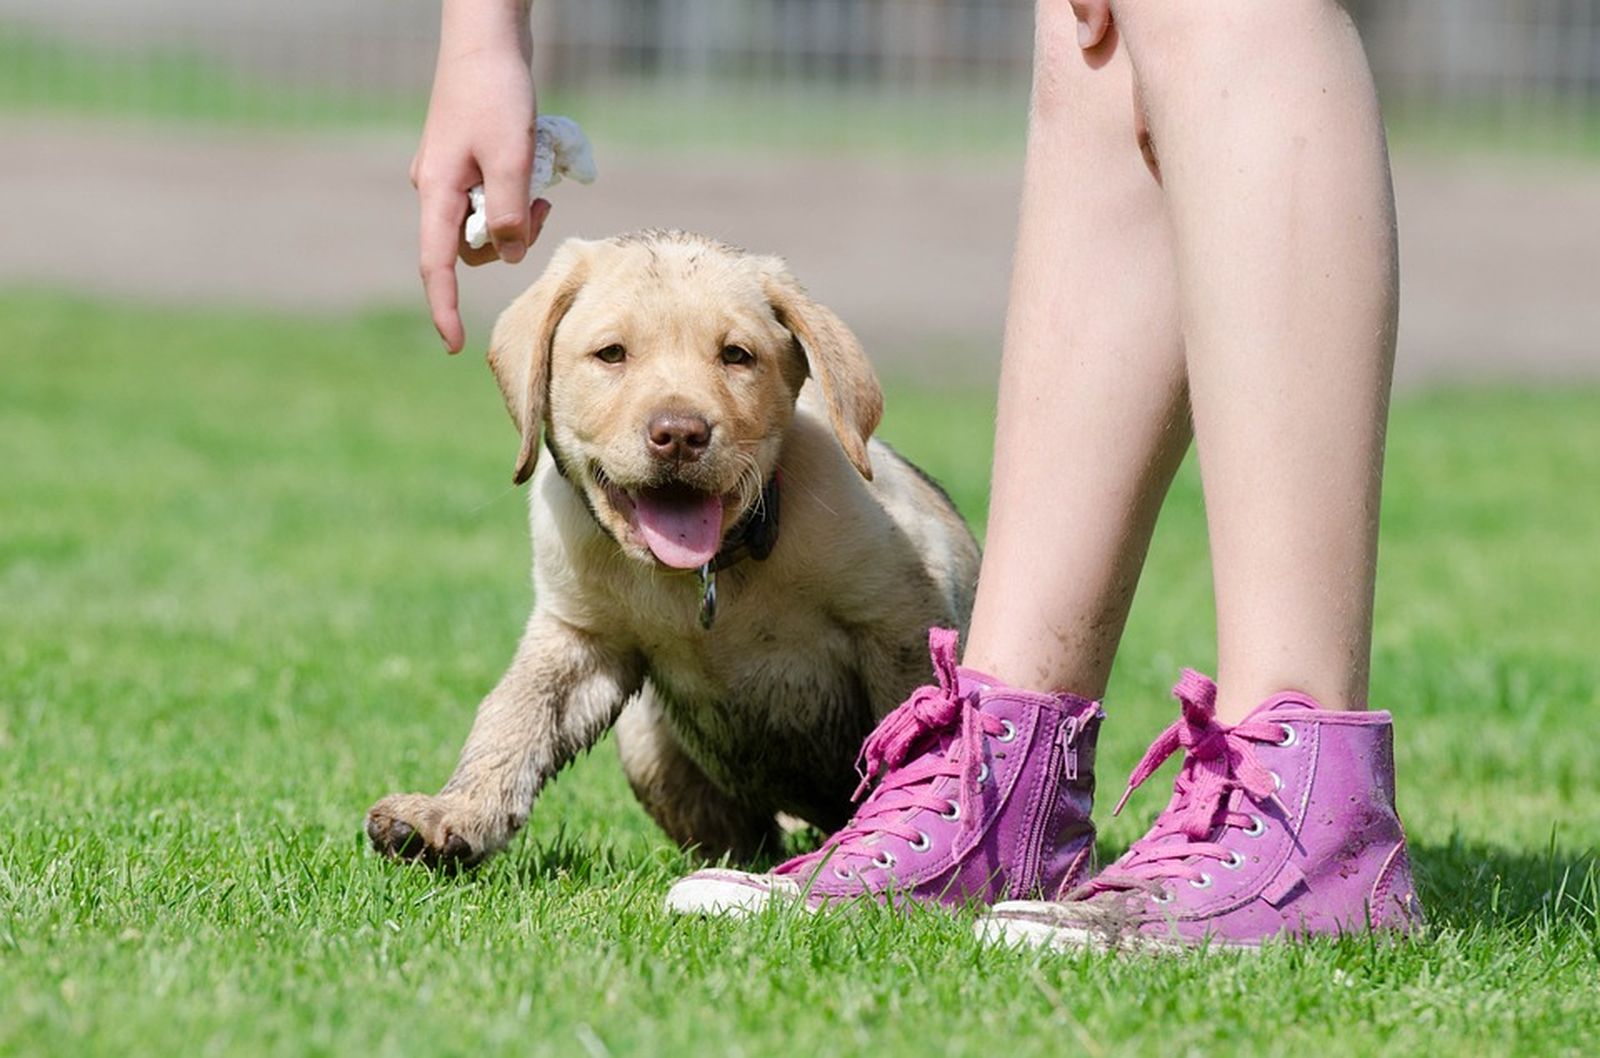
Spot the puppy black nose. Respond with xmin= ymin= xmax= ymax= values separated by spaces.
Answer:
xmin=646 ymin=412 xmax=712 ymax=462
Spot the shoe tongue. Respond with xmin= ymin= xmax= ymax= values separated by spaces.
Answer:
xmin=1132 ymin=697 xmax=1315 ymax=859
xmin=954 ymin=665 xmax=1001 ymax=698
xmin=632 ymin=488 xmax=724 ymax=569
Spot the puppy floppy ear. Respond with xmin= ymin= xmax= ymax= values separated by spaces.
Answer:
xmin=486 ymin=239 xmax=592 ymax=485
xmin=762 ymin=265 xmax=884 ymax=480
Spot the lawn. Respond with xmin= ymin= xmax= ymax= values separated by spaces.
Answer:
xmin=2 ymin=291 xmax=1597 ymax=1057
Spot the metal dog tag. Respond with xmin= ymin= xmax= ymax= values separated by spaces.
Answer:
xmin=697 ymin=562 xmax=718 ymax=630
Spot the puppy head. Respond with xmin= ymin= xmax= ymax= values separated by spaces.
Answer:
xmin=487 ymin=230 xmax=883 ymax=569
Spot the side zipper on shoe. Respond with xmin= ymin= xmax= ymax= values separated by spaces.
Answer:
xmin=1014 ymin=713 xmax=1081 ymax=898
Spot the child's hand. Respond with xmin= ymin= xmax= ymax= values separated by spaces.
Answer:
xmin=413 ymin=0 xmax=548 ymax=353
xmin=1070 ymin=1 xmax=1113 ymax=49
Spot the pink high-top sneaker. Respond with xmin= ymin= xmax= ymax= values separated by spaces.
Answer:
xmin=979 ymin=670 xmax=1423 ymax=950
xmin=664 ymin=629 xmax=1103 ymax=916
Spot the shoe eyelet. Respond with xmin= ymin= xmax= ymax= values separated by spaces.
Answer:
xmin=1223 ymin=851 xmax=1245 ymax=870
xmin=1189 ymin=873 xmax=1214 ymax=890
xmin=995 ymin=719 xmax=1018 ymax=743
xmin=1269 ymin=769 xmax=1283 ymax=791
xmin=872 ymin=851 xmax=896 ymax=870
xmin=1243 ymin=815 xmax=1267 ymax=838
xmin=940 ymin=799 xmax=961 ymax=822
xmin=909 ymin=831 xmax=932 ymax=853
xmin=833 ymin=865 xmax=855 ymax=880
xmin=1276 ymin=723 xmax=1298 ymax=747
xmin=977 ymin=763 xmax=990 ymax=783
xmin=1152 ymin=891 xmax=1173 ymax=905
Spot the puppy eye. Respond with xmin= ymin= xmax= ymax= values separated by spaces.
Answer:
xmin=594 ymin=344 xmax=626 ymax=364
xmin=720 ymin=345 xmax=754 ymax=366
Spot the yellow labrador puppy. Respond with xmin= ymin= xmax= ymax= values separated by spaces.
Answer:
xmin=367 ymin=230 xmax=979 ymax=867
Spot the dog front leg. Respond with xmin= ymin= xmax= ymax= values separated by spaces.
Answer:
xmin=366 ymin=611 xmax=641 ymax=868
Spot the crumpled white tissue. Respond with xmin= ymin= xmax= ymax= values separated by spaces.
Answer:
xmin=463 ymin=115 xmax=596 ymax=250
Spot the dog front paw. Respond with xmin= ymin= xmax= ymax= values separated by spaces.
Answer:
xmin=365 ymin=792 xmax=492 ymax=869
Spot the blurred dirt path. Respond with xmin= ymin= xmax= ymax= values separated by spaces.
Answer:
xmin=2 ymin=116 xmax=1596 ymax=385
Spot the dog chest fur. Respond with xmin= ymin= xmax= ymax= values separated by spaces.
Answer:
xmin=528 ymin=414 xmax=972 ymax=830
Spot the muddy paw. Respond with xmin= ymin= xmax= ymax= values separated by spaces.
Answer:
xmin=365 ymin=792 xmax=486 ymax=869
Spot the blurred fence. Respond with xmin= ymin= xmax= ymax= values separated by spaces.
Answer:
xmin=1361 ymin=0 xmax=1600 ymax=148
xmin=535 ymin=0 xmax=1032 ymax=89
xmin=1 ymin=0 xmax=1597 ymax=153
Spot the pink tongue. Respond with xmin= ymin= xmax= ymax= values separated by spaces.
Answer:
xmin=632 ymin=491 xmax=724 ymax=569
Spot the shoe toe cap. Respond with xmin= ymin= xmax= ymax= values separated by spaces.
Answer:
xmin=663 ymin=869 xmax=802 ymax=917
xmin=978 ymin=901 xmax=1099 ymax=950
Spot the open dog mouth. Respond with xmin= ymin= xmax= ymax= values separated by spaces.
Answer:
xmin=602 ymin=479 xmax=727 ymax=569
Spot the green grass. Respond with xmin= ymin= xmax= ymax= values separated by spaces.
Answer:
xmin=2 ymin=291 xmax=1597 ymax=1057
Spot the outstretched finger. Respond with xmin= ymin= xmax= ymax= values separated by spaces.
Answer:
xmin=419 ymin=184 xmax=469 ymax=353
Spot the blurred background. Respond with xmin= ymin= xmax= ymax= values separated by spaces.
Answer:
xmin=0 ymin=0 xmax=1596 ymax=381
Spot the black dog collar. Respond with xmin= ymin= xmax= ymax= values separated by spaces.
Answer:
xmin=694 ymin=472 xmax=780 ymax=630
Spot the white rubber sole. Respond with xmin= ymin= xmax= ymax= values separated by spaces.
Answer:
xmin=975 ymin=913 xmax=1114 ymax=952
xmin=976 ymin=902 xmax=1263 ymax=954
xmin=662 ymin=873 xmax=811 ymax=918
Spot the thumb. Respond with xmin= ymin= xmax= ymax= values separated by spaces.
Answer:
xmin=1069 ymin=0 xmax=1112 ymax=49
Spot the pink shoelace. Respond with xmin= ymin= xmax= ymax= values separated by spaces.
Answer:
xmin=1086 ymin=670 xmax=1288 ymax=896
xmin=774 ymin=629 xmax=1004 ymax=879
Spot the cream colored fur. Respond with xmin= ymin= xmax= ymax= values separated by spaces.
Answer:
xmin=366 ymin=230 xmax=978 ymax=866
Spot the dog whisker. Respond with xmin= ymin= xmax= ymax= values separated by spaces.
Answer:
xmin=464 ymin=483 xmax=523 ymax=516
xmin=733 ymin=453 xmax=764 ymax=520
xmin=775 ymin=463 xmax=839 ymax=518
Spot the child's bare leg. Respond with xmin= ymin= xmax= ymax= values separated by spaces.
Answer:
xmin=962 ymin=10 xmax=1189 ymax=698
xmin=669 ymin=8 xmax=1208 ymax=922
xmin=1113 ymin=0 xmax=1399 ymax=721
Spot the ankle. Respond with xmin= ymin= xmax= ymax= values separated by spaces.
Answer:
xmin=1212 ymin=669 xmax=1371 ymax=723
xmin=958 ymin=648 xmax=1106 ymax=702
